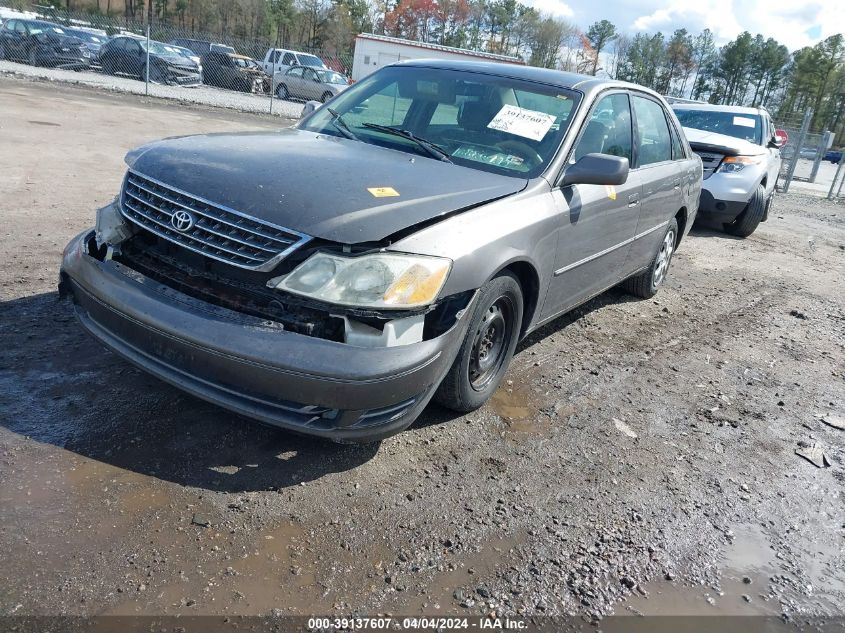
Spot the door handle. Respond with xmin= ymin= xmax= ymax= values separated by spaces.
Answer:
xmin=628 ymin=193 xmax=640 ymax=207
xmin=673 ymin=179 xmax=681 ymax=189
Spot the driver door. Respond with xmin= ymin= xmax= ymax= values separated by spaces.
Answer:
xmin=542 ymin=92 xmax=643 ymax=318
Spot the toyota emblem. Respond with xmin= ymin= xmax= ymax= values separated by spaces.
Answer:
xmin=171 ymin=210 xmax=195 ymax=232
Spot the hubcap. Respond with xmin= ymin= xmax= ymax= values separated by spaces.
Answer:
xmin=469 ymin=298 xmax=513 ymax=391
xmin=653 ymin=229 xmax=676 ymax=287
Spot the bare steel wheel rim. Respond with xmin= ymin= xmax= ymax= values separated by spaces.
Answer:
xmin=469 ymin=297 xmax=513 ymax=391
xmin=653 ymin=229 xmax=676 ymax=287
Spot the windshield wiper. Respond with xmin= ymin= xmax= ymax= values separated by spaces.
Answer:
xmin=326 ymin=107 xmax=359 ymax=141
xmin=361 ymin=123 xmax=453 ymax=163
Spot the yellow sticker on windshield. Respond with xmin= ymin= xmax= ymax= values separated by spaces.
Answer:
xmin=605 ymin=185 xmax=617 ymax=200
xmin=368 ymin=187 xmax=400 ymax=198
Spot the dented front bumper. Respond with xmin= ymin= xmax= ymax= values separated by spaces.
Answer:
xmin=59 ymin=230 xmax=469 ymax=441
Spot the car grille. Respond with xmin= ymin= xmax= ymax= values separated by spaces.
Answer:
xmin=120 ymin=170 xmax=311 ymax=271
xmin=694 ymin=151 xmax=724 ymax=180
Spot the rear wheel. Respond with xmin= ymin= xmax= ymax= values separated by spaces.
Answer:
xmin=0 ymin=42 xmax=6 ymax=60
xmin=725 ymin=184 xmax=765 ymax=237
xmin=435 ymin=272 xmax=523 ymax=413
xmin=28 ymin=47 xmax=38 ymax=66
xmin=275 ymin=83 xmax=288 ymax=99
xmin=623 ymin=217 xmax=678 ymax=299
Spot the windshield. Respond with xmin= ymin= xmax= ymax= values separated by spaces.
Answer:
xmin=298 ymin=54 xmax=324 ymax=68
xmin=674 ymin=108 xmax=762 ymax=144
xmin=29 ymin=23 xmax=65 ymax=36
xmin=300 ymin=66 xmax=580 ymax=178
xmin=67 ymin=30 xmax=106 ymax=44
xmin=142 ymin=40 xmax=179 ymax=56
xmin=315 ymin=69 xmax=345 ymax=84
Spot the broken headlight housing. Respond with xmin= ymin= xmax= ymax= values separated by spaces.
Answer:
xmin=718 ymin=155 xmax=764 ymax=173
xmin=268 ymin=252 xmax=451 ymax=309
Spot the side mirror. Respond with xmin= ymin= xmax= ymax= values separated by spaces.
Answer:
xmin=560 ymin=153 xmax=629 ymax=187
xmin=300 ymin=100 xmax=321 ymax=118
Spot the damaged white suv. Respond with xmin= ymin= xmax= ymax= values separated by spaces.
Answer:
xmin=673 ymin=104 xmax=783 ymax=238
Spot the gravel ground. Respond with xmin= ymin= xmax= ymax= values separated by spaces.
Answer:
xmin=0 ymin=58 xmax=302 ymax=118
xmin=1 ymin=77 xmax=844 ymax=625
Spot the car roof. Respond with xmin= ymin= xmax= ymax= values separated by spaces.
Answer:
xmin=672 ymin=103 xmax=768 ymax=115
xmin=393 ymin=59 xmax=665 ymax=99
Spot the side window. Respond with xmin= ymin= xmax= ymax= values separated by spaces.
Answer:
xmin=287 ymin=67 xmax=304 ymax=78
xmin=4 ymin=20 xmax=15 ymax=32
xmin=632 ymin=95 xmax=672 ymax=166
xmin=271 ymin=50 xmax=280 ymax=64
xmin=305 ymin=69 xmax=318 ymax=82
xmin=126 ymin=39 xmax=141 ymax=55
xmin=573 ymin=93 xmax=632 ymax=163
xmin=112 ymin=37 xmax=127 ymax=51
xmin=282 ymin=52 xmax=296 ymax=65
xmin=16 ymin=21 xmax=28 ymax=35
xmin=669 ymin=123 xmax=685 ymax=160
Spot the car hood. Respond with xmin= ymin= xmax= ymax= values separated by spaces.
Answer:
xmin=125 ymin=128 xmax=527 ymax=243
xmin=155 ymin=53 xmax=198 ymax=68
xmin=683 ymin=127 xmax=765 ymax=156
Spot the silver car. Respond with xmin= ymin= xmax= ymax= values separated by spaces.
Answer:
xmin=60 ymin=60 xmax=701 ymax=442
xmin=274 ymin=65 xmax=349 ymax=102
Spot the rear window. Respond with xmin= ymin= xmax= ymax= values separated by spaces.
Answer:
xmin=674 ymin=108 xmax=762 ymax=145
xmin=298 ymin=54 xmax=324 ymax=68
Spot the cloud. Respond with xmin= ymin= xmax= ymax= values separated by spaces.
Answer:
xmin=530 ymin=0 xmax=576 ymax=19
xmin=627 ymin=0 xmax=839 ymax=50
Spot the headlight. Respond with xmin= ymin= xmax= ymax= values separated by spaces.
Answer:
xmin=718 ymin=155 xmax=763 ymax=173
xmin=267 ymin=252 xmax=452 ymax=309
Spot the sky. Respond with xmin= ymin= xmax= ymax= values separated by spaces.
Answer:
xmin=528 ymin=0 xmax=844 ymax=52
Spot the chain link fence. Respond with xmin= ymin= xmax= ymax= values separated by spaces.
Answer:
xmin=775 ymin=109 xmax=842 ymax=197
xmin=0 ymin=5 xmax=353 ymax=118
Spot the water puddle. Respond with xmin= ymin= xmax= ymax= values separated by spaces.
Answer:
xmin=491 ymin=384 xmax=551 ymax=434
xmin=621 ymin=524 xmax=780 ymax=616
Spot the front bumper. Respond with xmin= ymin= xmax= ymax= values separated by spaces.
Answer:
xmin=696 ymin=189 xmax=748 ymax=223
xmin=60 ymin=231 xmax=469 ymax=441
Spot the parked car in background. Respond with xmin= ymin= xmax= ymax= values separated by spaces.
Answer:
xmin=273 ymin=65 xmax=348 ymax=101
xmin=203 ymin=51 xmax=268 ymax=93
xmin=168 ymin=37 xmax=234 ymax=57
xmin=61 ymin=60 xmax=700 ymax=441
xmin=61 ymin=26 xmax=108 ymax=66
xmin=260 ymin=47 xmax=326 ymax=76
xmin=674 ymin=104 xmax=781 ymax=237
xmin=99 ymin=35 xmax=201 ymax=85
xmin=0 ymin=19 xmax=89 ymax=69
xmin=825 ymin=149 xmax=843 ymax=164
xmin=165 ymin=43 xmax=201 ymax=67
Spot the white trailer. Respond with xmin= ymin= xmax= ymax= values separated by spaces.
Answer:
xmin=351 ymin=33 xmax=523 ymax=82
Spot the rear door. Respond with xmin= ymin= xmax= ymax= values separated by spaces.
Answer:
xmin=302 ymin=68 xmax=321 ymax=100
xmin=285 ymin=67 xmax=305 ymax=97
xmin=625 ymin=94 xmax=679 ymax=269
xmin=542 ymin=91 xmax=643 ymax=318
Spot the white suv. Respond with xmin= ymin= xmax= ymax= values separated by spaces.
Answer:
xmin=673 ymin=104 xmax=783 ymax=237
xmin=260 ymin=48 xmax=326 ymax=76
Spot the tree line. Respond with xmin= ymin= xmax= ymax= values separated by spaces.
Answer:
xmin=18 ymin=0 xmax=845 ymax=138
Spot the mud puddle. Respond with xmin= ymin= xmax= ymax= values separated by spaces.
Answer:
xmin=490 ymin=383 xmax=552 ymax=434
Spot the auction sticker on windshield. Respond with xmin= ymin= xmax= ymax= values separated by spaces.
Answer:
xmin=487 ymin=104 xmax=556 ymax=141
xmin=733 ymin=116 xmax=756 ymax=128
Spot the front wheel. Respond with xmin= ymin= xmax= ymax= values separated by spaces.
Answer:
xmin=725 ymin=184 xmax=765 ymax=237
xmin=435 ymin=273 xmax=523 ymax=413
xmin=28 ymin=47 xmax=38 ymax=66
xmin=623 ymin=217 xmax=678 ymax=299
xmin=0 ymin=42 xmax=6 ymax=60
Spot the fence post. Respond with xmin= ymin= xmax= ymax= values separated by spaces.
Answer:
xmin=809 ymin=130 xmax=832 ymax=183
xmin=145 ymin=24 xmax=151 ymax=97
xmin=781 ymin=109 xmax=812 ymax=194
xmin=270 ymin=58 xmax=276 ymax=115
xmin=829 ymin=159 xmax=845 ymax=200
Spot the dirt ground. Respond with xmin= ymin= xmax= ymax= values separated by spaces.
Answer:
xmin=1 ymin=77 xmax=844 ymax=625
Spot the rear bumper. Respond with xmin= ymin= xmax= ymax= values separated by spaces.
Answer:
xmin=60 ymin=230 xmax=469 ymax=441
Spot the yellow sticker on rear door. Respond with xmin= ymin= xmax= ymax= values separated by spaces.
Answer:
xmin=368 ymin=187 xmax=400 ymax=197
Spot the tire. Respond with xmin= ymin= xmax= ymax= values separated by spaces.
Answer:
xmin=435 ymin=272 xmax=523 ymax=413
xmin=275 ymin=83 xmax=288 ymax=99
xmin=141 ymin=63 xmax=166 ymax=84
xmin=0 ymin=42 xmax=6 ymax=61
xmin=28 ymin=47 xmax=38 ymax=67
xmin=623 ymin=217 xmax=678 ymax=299
xmin=321 ymin=91 xmax=333 ymax=103
xmin=725 ymin=184 xmax=765 ymax=238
